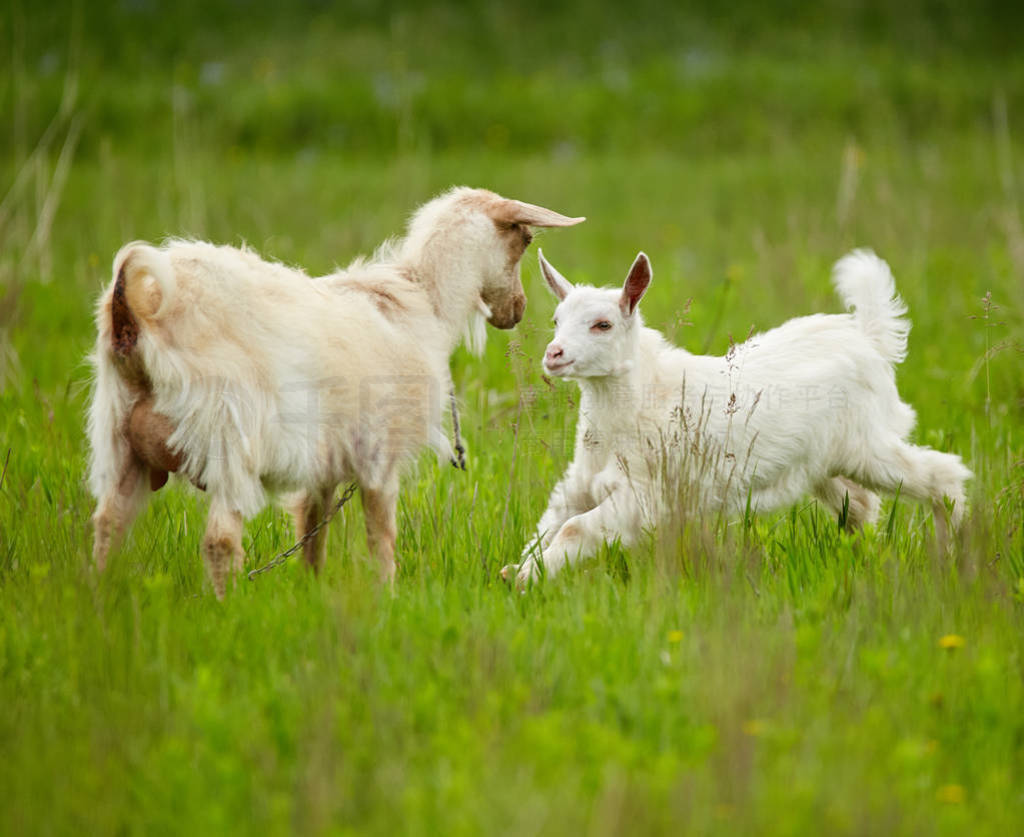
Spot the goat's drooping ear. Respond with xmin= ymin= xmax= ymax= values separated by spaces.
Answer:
xmin=490 ymin=199 xmax=586 ymax=228
xmin=538 ymin=249 xmax=573 ymax=300
xmin=619 ymin=252 xmax=652 ymax=317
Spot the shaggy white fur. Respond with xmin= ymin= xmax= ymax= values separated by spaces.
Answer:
xmin=88 ymin=187 xmax=583 ymax=597
xmin=503 ymin=249 xmax=971 ymax=586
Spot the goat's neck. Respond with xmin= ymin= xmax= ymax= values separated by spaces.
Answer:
xmin=575 ymin=330 xmax=663 ymax=428
xmin=577 ymin=368 xmax=644 ymax=428
xmin=402 ymin=246 xmax=483 ymax=355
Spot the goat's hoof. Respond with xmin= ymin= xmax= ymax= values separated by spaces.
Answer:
xmin=501 ymin=561 xmax=538 ymax=591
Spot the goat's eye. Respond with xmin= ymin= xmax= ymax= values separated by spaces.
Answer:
xmin=592 ymin=321 xmax=612 ymax=331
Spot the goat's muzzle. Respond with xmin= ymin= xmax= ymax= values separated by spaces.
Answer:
xmin=487 ymin=293 xmax=527 ymax=330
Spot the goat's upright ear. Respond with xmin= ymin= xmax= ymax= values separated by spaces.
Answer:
xmin=489 ymin=199 xmax=585 ymax=228
xmin=538 ymin=250 xmax=573 ymax=300
xmin=620 ymin=252 xmax=652 ymax=317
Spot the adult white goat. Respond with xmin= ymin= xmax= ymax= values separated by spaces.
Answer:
xmin=502 ymin=249 xmax=971 ymax=586
xmin=88 ymin=187 xmax=583 ymax=597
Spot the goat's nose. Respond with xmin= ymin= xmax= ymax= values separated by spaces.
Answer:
xmin=545 ymin=344 xmax=564 ymax=362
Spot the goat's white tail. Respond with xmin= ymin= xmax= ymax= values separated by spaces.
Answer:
xmin=832 ymin=249 xmax=910 ymax=364
xmin=111 ymin=242 xmax=175 ymax=328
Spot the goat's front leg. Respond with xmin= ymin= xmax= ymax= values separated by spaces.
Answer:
xmin=505 ymin=487 xmax=641 ymax=589
xmin=520 ymin=473 xmax=593 ymax=556
xmin=501 ymin=472 xmax=592 ymax=584
xmin=202 ymin=500 xmax=244 ymax=600
xmin=361 ymin=481 xmax=398 ymax=586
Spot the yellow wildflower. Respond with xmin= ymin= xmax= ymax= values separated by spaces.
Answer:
xmin=936 ymin=784 xmax=965 ymax=804
xmin=938 ymin=634 xmax=966 ymax=650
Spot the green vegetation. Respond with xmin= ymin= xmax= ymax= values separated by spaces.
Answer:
xmin=1 ymin=2 xmax=1022 ymax=833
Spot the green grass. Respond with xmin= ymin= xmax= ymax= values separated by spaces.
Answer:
xmin=2 ymin=4 xmax=1024 ymax=834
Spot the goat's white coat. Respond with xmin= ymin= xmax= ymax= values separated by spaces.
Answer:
xmin=505 ymin=249 xmax=971 ymax=585
xmin=87 ymin=187 xmax=583 ymax=596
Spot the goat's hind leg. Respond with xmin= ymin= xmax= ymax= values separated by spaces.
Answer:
xmin=859 ymin=440 xmax=971 ymax=541
xmin=92 ymin=455 xmax=150 ymax=571
xmin=92 ymin=395 xmax=182 ymax=571
xmin=814 ymin=476 xmax=880 ymax=531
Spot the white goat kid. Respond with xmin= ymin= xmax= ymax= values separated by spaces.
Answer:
xmin=88 ymin=187 xmax=584 ymax=597
xmin=503 ymin=249 xmax=971 ymax=587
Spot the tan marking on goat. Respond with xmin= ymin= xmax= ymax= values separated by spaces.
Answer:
xmin=111 ymin=265 xmax=139 ymax=357
xmin=559 ymin=522 xmax=581 ymax=540
xmin=361 ymin=285 xmax=408 ymax=316
xmin=125 ymin=397 xmax=208 ymax=492
xmin=494 ymin=221 xmax=533 ymax=265
xmin=127 ymin=399 xmax=181 ymax=469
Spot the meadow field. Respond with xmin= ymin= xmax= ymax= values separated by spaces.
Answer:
xmin=1 ymin=2 xmax=1023 ymax=833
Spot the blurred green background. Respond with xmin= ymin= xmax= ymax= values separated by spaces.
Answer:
xmin=7 ymin=0 xmax=1024 ymax=157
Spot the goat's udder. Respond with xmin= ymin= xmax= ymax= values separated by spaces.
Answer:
xmin=127 ymin=397 xmax=206 ymax=492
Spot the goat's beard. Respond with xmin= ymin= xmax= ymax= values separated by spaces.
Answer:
xmin=461 ymin=299 xmax=490 ymax=356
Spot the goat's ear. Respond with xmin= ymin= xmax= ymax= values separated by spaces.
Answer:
xmin=538 ymin=249 xmax=573 ymax=300
xmin=619 ymin=252 xmax=652 ymax=317
xmin=490 ymin=199 xmax=585 ymax=228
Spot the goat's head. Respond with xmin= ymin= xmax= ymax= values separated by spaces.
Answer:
xmin=539 ymin=250 xmax=652 ymax=378
xmin=410 ymin=188 xmax=584 ymax=331
xmin=479 ymin=192 xmax=585 ymax=329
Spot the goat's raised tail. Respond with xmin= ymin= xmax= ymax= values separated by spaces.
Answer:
xmin=832 ymin=249 xmax=910 ymax=365
xmin=110 ymin=242 xmax=174 ymax=353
